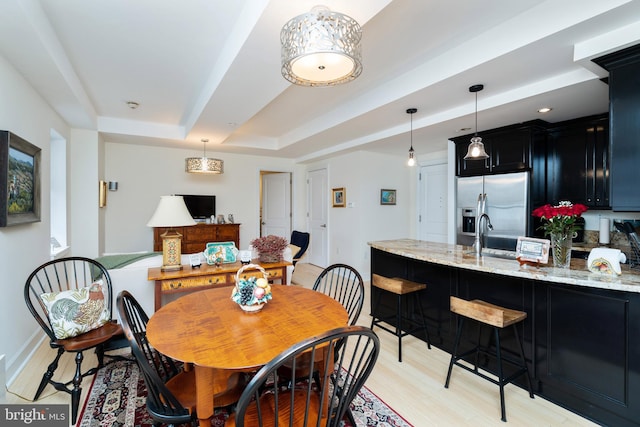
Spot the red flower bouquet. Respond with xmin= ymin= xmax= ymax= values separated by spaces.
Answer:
xmin=532 ymin=201 xmax=588 ymax=237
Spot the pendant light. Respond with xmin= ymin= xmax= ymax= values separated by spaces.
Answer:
xmin=406 ymin=108 xmax=417 ymax=166
xmin=464 ymin=84 xmax=489 ymax=160
xmin=185 ymin=139 xmax=224 ymax=174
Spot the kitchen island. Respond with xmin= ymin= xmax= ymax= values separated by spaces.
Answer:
xmin=369 ymin=239 xmax=640 ymax=427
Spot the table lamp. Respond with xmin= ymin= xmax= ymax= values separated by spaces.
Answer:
xmin=147 ymin=195 xmax=197 ymax=271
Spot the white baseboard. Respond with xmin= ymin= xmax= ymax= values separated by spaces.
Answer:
xmin=6 ymin=331 xmax=45 ymax=389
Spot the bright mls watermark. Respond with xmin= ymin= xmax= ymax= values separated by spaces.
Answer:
xmin=1 ymin=404 xmax=67 ymax=426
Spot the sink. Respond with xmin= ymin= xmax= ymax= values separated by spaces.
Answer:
xmin=464 ymin=248 xmax=517 ymax=260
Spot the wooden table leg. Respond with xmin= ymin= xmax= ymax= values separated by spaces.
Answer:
xmin=194 ymin=365 xmax=215 ymax=426
xmin=154 ymin=281 xmax=162 ymax=311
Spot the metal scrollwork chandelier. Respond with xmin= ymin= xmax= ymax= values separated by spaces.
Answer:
xmin=281 ymin=6 xmax=362 ymax=87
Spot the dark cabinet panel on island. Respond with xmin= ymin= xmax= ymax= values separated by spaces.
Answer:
xmin=546 ymin=113 xmax=609 ymax=208
xmin=535 ymin=284 xmax=640 ymax=427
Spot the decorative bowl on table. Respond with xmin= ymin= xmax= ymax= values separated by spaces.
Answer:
xmin=231 ymin=264 xmax=272 ymax=312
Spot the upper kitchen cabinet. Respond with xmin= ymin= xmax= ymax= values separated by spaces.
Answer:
xmin=453 ymin=121 xmax=546 ymax=177
xmin=594 ymin=44 xmax=640 ymax=211
xmin=546 ymin=114 xmax=610 ymax=208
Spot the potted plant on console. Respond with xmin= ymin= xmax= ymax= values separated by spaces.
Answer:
xmin=251 ymin=235 xmax=288 ymax=263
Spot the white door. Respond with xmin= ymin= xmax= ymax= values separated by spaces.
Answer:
xmin=307 ymin=168 xmax=328 ymax=267
xmin=261 ymin=172 xmax=291 ymax=239
xmin=418 ymin=163 xmax=448 ymax=242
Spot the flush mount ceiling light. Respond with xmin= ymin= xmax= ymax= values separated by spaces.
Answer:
xmin=281 ymin=5 xmax=362 ymax=87
xmin=538 ymin=107 xmax=553 ymax=113
xmin=185 ymin=139 xmax=224 ymax=174
xmin=464 ymin=84 xmax=489 ymax=160
xmin=407 ymin=108 xmax=417 ymax=167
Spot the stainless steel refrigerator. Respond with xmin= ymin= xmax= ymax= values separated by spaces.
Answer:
xmin=456 ymin=171 xmax=529 ymax=250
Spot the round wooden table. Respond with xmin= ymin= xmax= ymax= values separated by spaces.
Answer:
xmin=147 ymin=285 xmax=348 ymax=426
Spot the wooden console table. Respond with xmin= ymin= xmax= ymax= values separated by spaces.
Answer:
xmin=148 ymin=260 xmax=291 ymax=310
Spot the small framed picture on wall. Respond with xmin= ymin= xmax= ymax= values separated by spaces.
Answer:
xmin=380 ymin=189 xmax=396 ymax=205
xmin=332 ymin=187 xmax=346 ymax=208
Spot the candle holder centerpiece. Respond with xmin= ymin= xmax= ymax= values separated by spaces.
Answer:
xmin=231 ymin=264 xmax=272 ymax=312
xmin=532 ymin=201 xmax=588 ymax=268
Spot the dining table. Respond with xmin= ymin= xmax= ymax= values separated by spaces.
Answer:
xmin=146 ymin=284 xmax=349 ymax=427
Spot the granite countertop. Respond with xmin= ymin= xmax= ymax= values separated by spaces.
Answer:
xmin=368 ymin=239 xmax=640 ymax=294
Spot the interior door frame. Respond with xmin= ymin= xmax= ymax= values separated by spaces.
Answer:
xmin=259 ymin=171 xmax=292 ymax=238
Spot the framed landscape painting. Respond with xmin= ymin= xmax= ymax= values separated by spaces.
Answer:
xmin=0 ymin=131 xmax=41 ymax=227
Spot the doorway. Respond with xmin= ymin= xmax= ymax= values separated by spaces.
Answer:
xmin=418 ymin=163 xmax=448 ymax=242
xmin=307 ymin=168 xmax=328 ymax=267
xmin=260 ymin=171 xmax=291 ymax=239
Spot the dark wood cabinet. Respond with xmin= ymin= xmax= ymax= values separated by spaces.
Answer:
xmin=546 ymin=113 xmax=609 ymax=208
xmin=153 ymin=223 xmax=240 ymax=254
xmin=454 ymin=121 xmax=546 ymax=177
xmin=594 ymin=44 xmax=640 ymax=211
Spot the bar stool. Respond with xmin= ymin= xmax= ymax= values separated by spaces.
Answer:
xmin=370 ymin=274 xmax=431 ymax=362
xmin=444 ymin=296 xmax=534 ymax=422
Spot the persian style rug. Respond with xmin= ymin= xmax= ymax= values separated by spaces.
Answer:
xmin=78 ymin=358 xmax=413 ymax=427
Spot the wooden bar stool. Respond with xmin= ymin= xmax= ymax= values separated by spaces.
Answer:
xmin=370 ymin=274 xmax=431 ymax=362
xmin=444 ymin=296 xmax=534 ymax=422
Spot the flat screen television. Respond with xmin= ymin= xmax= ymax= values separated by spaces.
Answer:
xmin=176 ymin=194 xmax=215 ymax=219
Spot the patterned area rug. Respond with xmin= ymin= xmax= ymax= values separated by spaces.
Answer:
xmin=78 ymin=358 xmax=413 ymax=426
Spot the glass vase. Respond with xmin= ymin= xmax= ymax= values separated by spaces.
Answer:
xmin=550 ymin=232 xmax=572 ymax=268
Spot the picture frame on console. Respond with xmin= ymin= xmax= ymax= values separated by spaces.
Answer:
xmin=0 ymin=131 xmax=41 ymax=227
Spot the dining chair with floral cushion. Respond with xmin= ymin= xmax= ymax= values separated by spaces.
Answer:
xmin=24 ymin=257 xmax=128 ymax=425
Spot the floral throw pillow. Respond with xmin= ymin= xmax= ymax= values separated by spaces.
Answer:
xmin=39 ymin=281 xmax=110 ymax=340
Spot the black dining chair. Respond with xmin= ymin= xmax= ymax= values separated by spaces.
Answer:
xmin=117 ymin=290 xmax=197 ymax=426
xmin=227 ymin=325 xmax=380 ymax=427
xmin=24 ymin=257 xmax=127 ymax=425
xmin=116 ymin=290 xmax=247 ymax=426
xmin=313 ymin=264 xmax=365 ymax=327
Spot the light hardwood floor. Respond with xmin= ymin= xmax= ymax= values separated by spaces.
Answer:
xmin=6 ymin=263 xmax=599 ymax=426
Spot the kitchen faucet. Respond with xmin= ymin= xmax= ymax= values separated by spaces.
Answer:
xmin=473 ymin=193 xmax=493 ymax=255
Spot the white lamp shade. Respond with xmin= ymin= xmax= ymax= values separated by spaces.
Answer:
xmin=147 ymin=196 xmax=197 ymax=227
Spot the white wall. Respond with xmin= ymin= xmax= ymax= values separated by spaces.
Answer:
xmin=307 ymin=151 xmax=414 ymax=278
xmin=69 ymin=129 xmax=101 ymax=257
xmin=0 ymin=54 xmax=70 ymax=382
xmin=103 ymin=142 xmax=305 ymax=253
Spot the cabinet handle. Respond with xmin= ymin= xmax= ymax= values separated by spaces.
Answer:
xmin=321 ymin=224 xmax=327 ymax=228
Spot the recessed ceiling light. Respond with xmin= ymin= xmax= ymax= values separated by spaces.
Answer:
xmin=458 ymin=127 xmax=472 ymax=132
xmin=538 ymin=107 xmax=552 ymax=113
xmin=126 ymin=101 xmax=140 ymax=109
